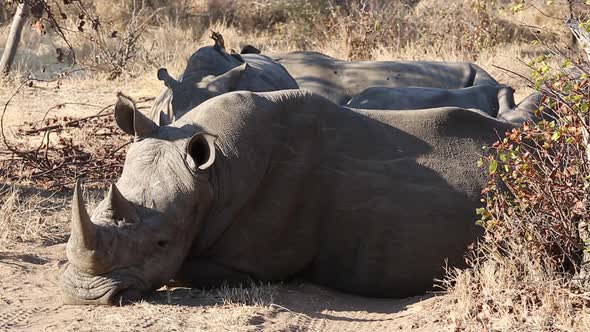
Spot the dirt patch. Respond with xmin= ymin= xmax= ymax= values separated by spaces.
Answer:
xmin=0 ymin=242 xmax=444 ymax=331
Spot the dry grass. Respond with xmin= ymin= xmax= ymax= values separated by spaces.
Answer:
xmin=0 ymin=185 xmax=67 ymax=250
xmin=0 ymin=183 xmax=107 ymax=252
xmin=0 ymin=0 xmax=571 ymax=76
xmin=426 ymin=245 xmax=590 ymax=331
xmin=61 ymin=290 xmax=280 ymax=332
xmin=213 ymin=282 xmax=278 ymax=307
xmin=0 ymin=1 xmax=573 ymax=101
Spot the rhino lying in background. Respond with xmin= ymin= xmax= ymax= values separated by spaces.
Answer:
xmin=61 ymin=90 xmax=518 ymax=305
xmin=149 ymin=42 xmax=298 ymax=123
xmin=151 ymin=39 xmax=507 ymax=124
xmin=346 ymin=85 xmax=515 ymax=118
xmin=272 ymin=51 xmax=502 ymax=105
xmin=345 ymin=85 xmax=545 ymax=122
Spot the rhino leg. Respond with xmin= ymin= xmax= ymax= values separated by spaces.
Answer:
xmin=496 ymin=86 xmax=516 ymax=118
xmin=170 ymin=258 xmax=255 ymax=289
xmin=515 ymin=91 xmax=543 ymax=114
xmin=498 ymin=91 xmax=546 ymax=124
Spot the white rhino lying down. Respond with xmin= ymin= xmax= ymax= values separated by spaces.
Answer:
xmin=346 ymin=86 xmax=545 ymax=121
xmin=272 ymin=51 xmax=501 ymax=105
xmin=346 ymin=85 xmax=515 ymax=118
xmin=149 ymin=42 xmax=298 ymax=123
xmin=61 ymin=90 xmax=517 ymax=305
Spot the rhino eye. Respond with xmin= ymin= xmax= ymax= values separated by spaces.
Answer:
xmin=157 ymin=240 xmax=169 ymax=249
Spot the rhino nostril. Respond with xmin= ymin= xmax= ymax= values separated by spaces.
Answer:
xmin=110 ymin=288 xmax=142 ymax=306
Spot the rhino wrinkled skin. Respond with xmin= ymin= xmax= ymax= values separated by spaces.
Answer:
xmin=61 ymin=90 xmax=517 ymax=305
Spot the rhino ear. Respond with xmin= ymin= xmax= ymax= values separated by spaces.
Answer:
xmin=207 ymin=63 xmax=248 ymax=95
xmin=114 ymin=93 xmax=158 ymax=137
xmin=240 ymin=44 xmax=261 ymax=54
xmin=187 ymin=132 xmax=217 ymax=171
xmin=210 ymin=30 xmax=225 ymax=52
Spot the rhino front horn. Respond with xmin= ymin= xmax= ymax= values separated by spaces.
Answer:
xmin=70 ymin=180 xmax=97 ymax=251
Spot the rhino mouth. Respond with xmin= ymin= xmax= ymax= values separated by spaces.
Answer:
xmin=61 ymin=263 xmax=147 ymax=305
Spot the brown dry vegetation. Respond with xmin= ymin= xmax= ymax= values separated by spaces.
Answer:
xmin=1 ymin=0 xmax=590 ymax=331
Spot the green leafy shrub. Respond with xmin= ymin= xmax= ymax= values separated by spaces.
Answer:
xmin=477 ymin=61 xmax=590 ymax=277
xmin=431 ymin=57 xmax=590 ymax=331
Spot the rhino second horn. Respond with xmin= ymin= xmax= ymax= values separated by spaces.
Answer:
xmin=106 ymin=183 xmax=138 ymax=223
xmin=71 ymin=180 xmax=97 ymax=251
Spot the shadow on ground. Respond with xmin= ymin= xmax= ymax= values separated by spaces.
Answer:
xmin=147 ymin=282 xmax=433 ymax=324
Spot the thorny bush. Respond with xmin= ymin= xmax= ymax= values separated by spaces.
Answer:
xmin=477 ymin=58 xmax=590 ymax=279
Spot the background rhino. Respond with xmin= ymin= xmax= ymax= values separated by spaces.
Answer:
xmin=149 ymin=43 xmax=298 ymax=123
xmin=345 ymin=85 xmax=545 ymax=123
xmin=273 ymin=51 xmax=502 ymax=105
xmin=61 ymin=90 xmax=516 ymax=305
xmin=345 ymin=85 xmax=515 ymax=118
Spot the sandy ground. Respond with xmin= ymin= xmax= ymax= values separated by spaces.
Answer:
xmin=0 ymin=242 xmax=447 ymax=332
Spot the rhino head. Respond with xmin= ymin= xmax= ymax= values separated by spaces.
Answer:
xmin=61 ymin=93 xmax=217 ymax=305
xmin=149 ymin=42 xmax=248 ymax=123
xmin=153 ymin=63 xmax=249 ymax=122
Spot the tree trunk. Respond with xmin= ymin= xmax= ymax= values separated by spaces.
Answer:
xmin=0 ymin=2 xmax=8 ymax=25
xmin=567 ymin=18 xmax=590 ymax=62
xmin=568 ymin=0 xmax=577 ymax=48
xmin=0 ymin=1 xmax=30 ymax=75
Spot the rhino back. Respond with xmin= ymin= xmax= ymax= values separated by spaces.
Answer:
xmin=347 ymin=85 xmax=501 ymax=117
xmin=310 ymin=106 xmax=503 ymax=296
xmin=242 ymin=54 xmax=299 ymax=90
xmin=275 ymin=51 xmax=499 ymax=105
xmin=179 ymin=91 xmax=510 ymax=297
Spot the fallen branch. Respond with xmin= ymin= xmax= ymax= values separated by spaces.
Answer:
xmin=23 ymin=109 xmax=114 ymax=134
xmin=0 ymin=73 xmax=153 ymax=190
xmin=32 ymin=139 xmax=131 ymax=178
xmin=31 ymin=160 xmax=66 ymax=178
xmin=21 ymin=96 xmax=153 ymax=135
xmin=491 ymin=64 xmax=536 ymax=88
